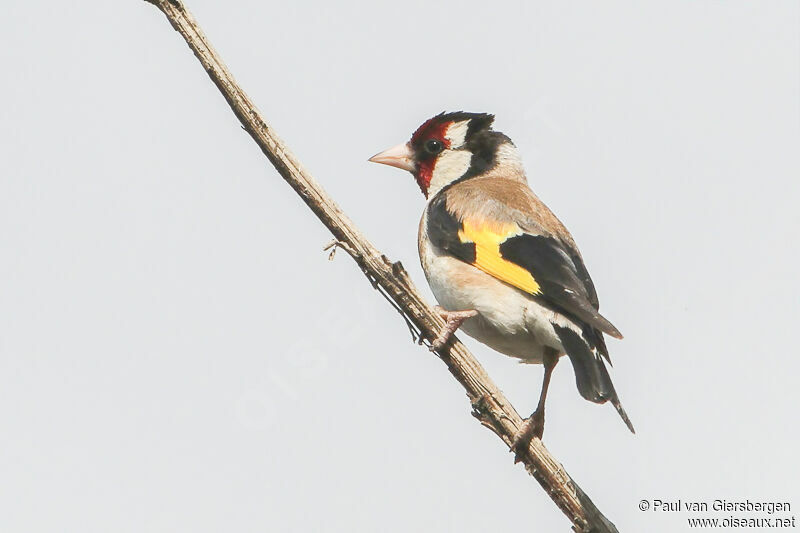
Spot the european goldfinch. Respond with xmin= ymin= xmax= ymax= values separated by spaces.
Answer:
xmin=369 ymin=112 xmax=634 ymax=453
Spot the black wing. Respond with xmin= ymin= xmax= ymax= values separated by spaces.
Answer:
xmin=499 ymin=233 xmax=622 ymax=339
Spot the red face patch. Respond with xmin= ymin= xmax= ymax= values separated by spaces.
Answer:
xmin=409 ymin=118 xmax=452 ymax=197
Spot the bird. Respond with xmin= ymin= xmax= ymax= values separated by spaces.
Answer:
xmin=368 ymin=111 xmax=634 ymax=457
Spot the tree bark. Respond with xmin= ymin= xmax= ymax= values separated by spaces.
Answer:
xmin=142 ymin=1 xmax=621 ymax=531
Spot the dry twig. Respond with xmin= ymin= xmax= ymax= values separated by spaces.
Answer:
xmin=142 ymin=1 xmax=621 ymax=531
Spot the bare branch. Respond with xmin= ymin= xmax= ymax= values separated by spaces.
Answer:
xmin=142 ymin=1 xmax=620 ymax=531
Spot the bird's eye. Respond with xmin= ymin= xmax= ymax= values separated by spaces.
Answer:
xmin=424 ymin=139 xmax=444 ymax=155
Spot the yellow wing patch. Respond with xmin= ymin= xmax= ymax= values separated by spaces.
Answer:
xmin=458 ymin=220 xmax=541 ymax=295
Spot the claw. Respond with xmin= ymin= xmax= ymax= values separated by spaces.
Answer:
xmin=429 ymin=306 xmax=478 ymax=351
xmin=510 ymin=411 xmax=544 ymax=463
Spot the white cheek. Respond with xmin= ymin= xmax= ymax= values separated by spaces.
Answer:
xmin=444 ymin=121 xmax=470 ymax=148
xmin=428 ymin=150 xmax=472 ymax=197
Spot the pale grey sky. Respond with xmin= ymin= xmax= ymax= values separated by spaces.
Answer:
xmin=1 ymin=1 xmax=798 ymax=532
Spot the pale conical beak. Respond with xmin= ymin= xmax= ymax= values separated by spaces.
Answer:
xmin=368 ymin=143 xmax=415 ymax=172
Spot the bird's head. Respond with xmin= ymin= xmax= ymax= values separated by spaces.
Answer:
xmin=369 ymin=111 xmax=523 ymax=198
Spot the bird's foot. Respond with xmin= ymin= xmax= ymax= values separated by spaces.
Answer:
xmin=429 ymin=306 xmax=478 ymax=351
xmin=510 ymin=410 xmax=545 ymax=464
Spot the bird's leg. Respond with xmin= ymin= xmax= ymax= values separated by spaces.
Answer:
xmin=511 ymin=350 xmax=559 ymax=463
xmin=430 ymin=306 xmax=478 ymax=351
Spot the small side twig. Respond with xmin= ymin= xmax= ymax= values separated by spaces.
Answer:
xmin=323 ymin=239 xmax=356 ymax=261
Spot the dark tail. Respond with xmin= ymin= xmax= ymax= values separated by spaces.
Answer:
xmin=553 ymin=324 xmax=635 ymax=434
